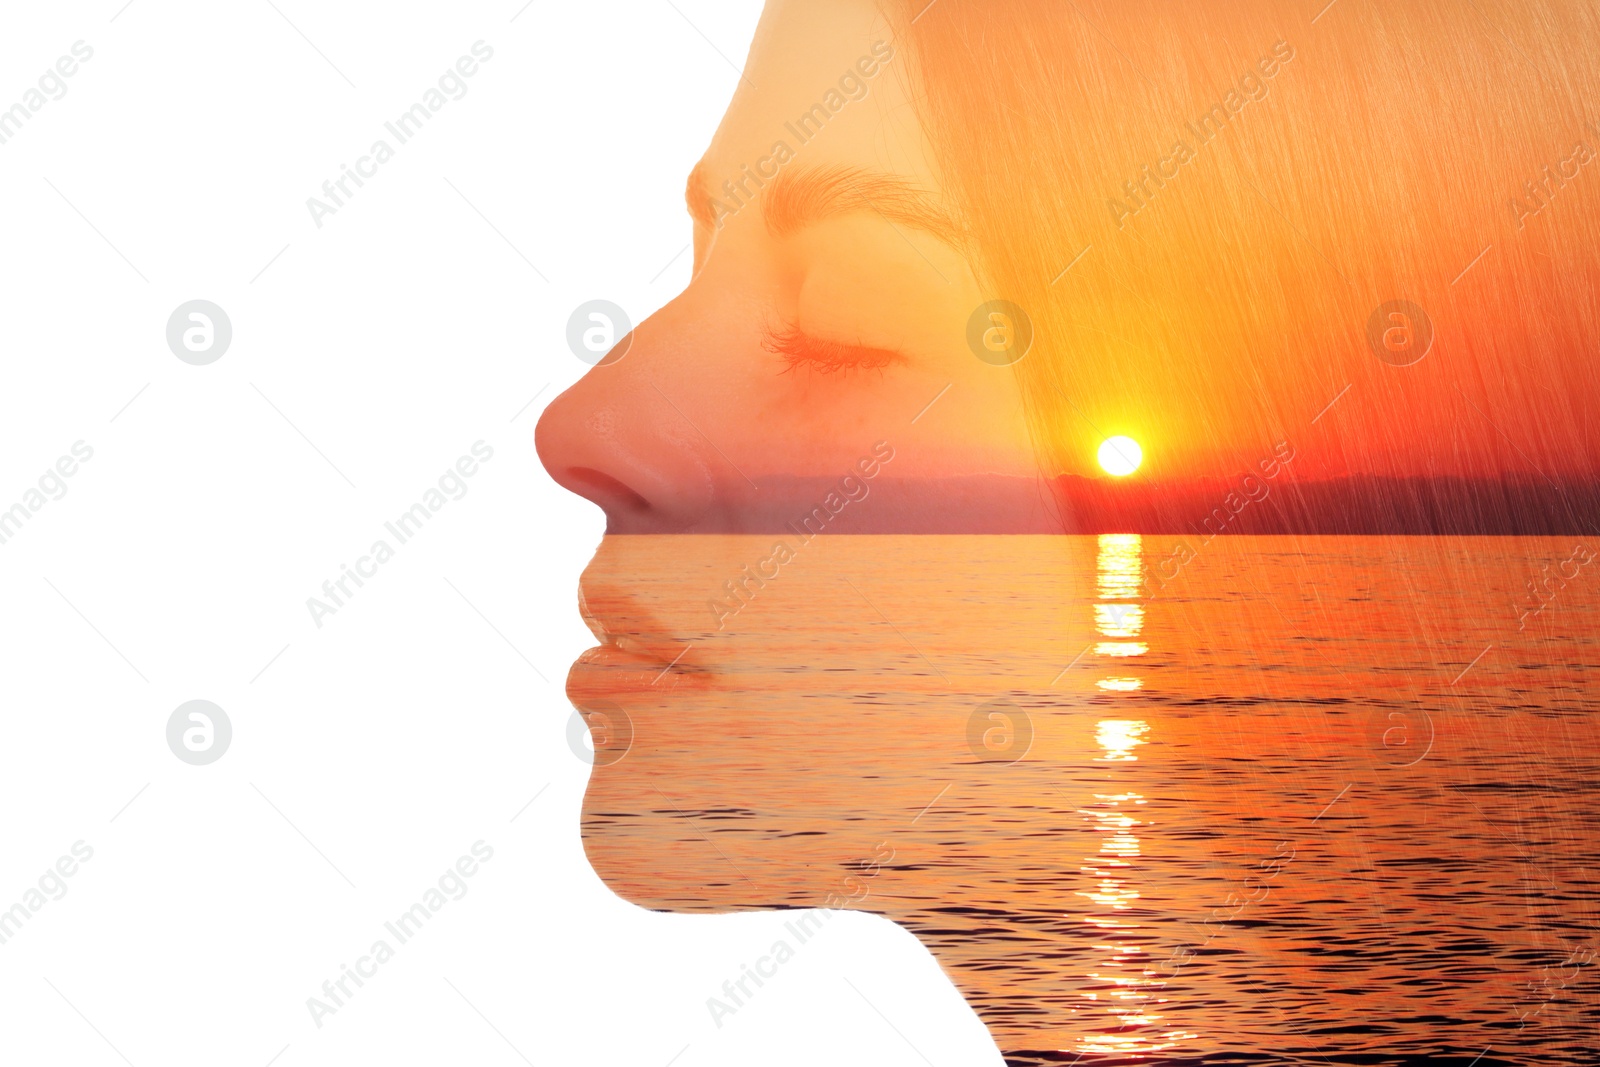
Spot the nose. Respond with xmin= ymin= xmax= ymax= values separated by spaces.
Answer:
xmin=536 ymin=311 xmax=719 ymax=532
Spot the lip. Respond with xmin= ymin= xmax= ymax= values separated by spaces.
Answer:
xmin=565 ymin=577 xmax=712 ymax=701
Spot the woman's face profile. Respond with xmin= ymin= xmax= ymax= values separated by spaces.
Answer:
xmin=539 ymin=0 xmax=1037 ymax=534
xmin=537 ymin=0 xmax=1600 ymax=1062
xmin=536 ymin=0 xmax=1062 ymax=907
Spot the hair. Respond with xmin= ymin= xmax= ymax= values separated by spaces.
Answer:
xmin=887 ymin=0 xmax=1600 ymax=532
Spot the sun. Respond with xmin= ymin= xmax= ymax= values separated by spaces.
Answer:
xmin=1097 ymin=436 xmax=1143 ymax=477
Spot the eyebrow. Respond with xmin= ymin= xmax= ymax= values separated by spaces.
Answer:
xmin=686 ymin=162 xmax=967 ymax=251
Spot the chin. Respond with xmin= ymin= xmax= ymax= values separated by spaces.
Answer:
xmin=576 ymin=766 xmax=766 ymax=915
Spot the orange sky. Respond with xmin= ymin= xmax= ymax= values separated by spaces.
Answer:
xmin=540 ymin=0 xmax=1600 ymax=535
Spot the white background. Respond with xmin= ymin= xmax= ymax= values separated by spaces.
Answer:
xmin=0 ymin=2 xmax=1003 ymax=1065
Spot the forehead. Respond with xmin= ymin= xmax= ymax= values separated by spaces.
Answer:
xmin=696 ymin=0 xmax=938 ymax=201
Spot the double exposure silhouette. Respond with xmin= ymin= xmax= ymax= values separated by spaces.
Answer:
xmin=538 ymin=2 xmax=1600 ymax=1062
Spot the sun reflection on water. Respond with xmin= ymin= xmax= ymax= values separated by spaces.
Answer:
xmin=1067 ymin=534 xmax=1197 ymax=1058
xmin=1095 ymin=718 xmax=1149 ymax=763
xmin=1095 ymin=533 xmax=1145 ymax=601
xmin=1093 ymin=533 xmax=1147 ymax=687
xmin=1094 ymin=603 xmax=1145 ymax=636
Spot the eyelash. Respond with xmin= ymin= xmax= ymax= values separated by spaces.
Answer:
xmin=762 ymin=324 xmax=902 ymax=376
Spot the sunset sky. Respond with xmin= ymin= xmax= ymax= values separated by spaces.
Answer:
xmin=540 ymin=0 xmax=1600 ymax=537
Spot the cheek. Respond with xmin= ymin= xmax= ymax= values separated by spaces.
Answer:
xmin=900 ymin=362 xmax=1036 ymax=475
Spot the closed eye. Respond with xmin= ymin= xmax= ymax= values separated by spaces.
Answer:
xmin=762 ymin=323 xmax=903 ymax=376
